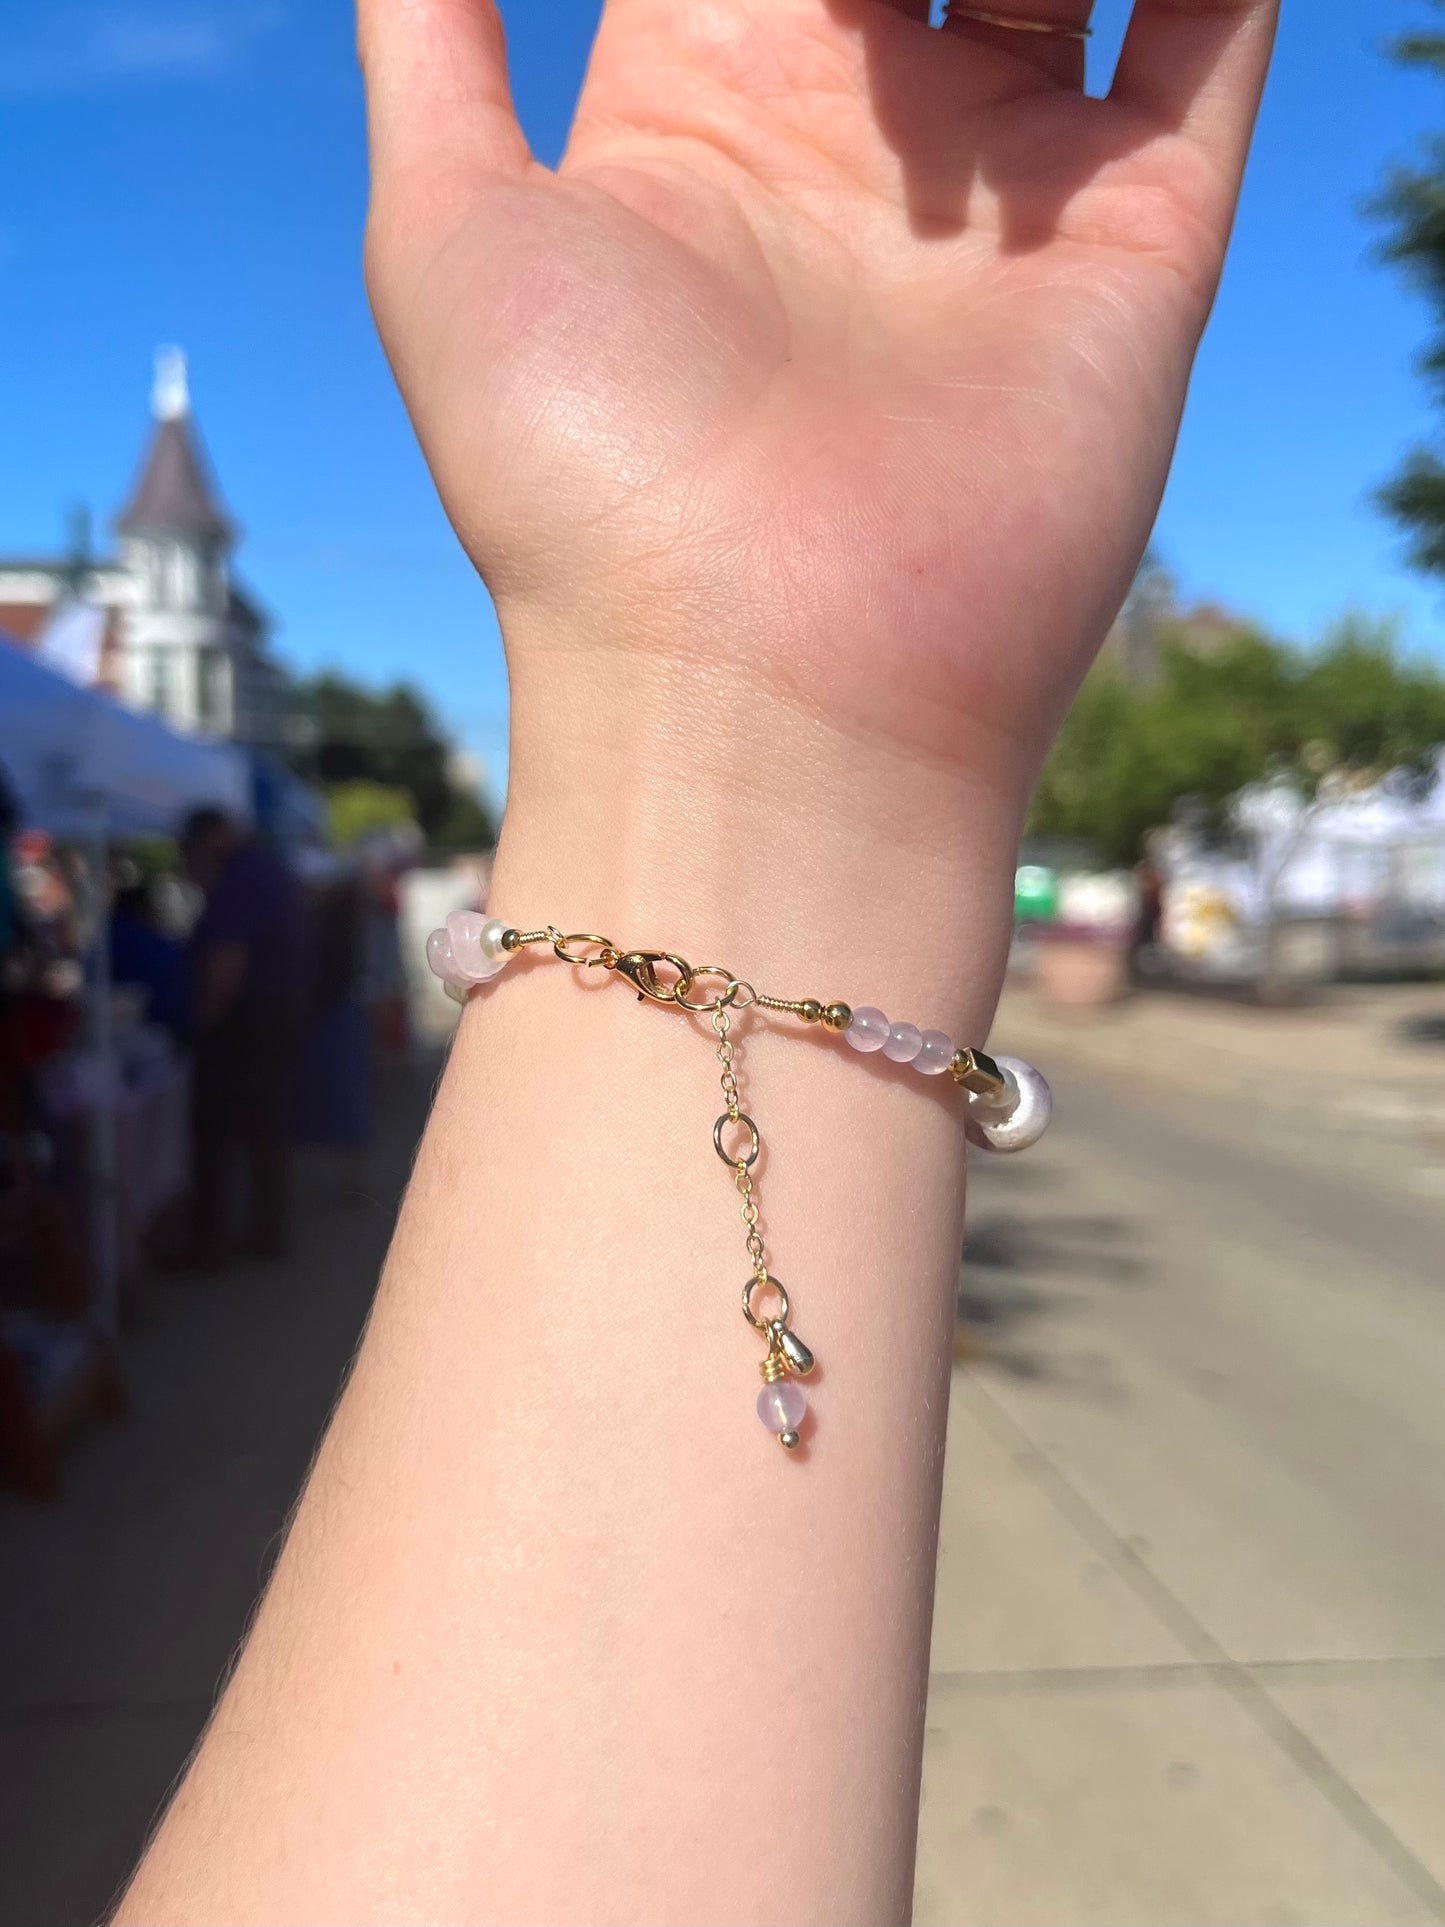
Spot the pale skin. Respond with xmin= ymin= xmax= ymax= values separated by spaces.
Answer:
xmin=118 ymin=3 xmax=1277 ymax=1922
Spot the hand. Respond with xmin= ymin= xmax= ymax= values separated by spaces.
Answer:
xmin=359 ymin=0 xmax=1275 ymax=813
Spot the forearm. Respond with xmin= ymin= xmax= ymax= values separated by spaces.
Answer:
xmin=120 ymin=666 xmax=1025 ymax=1926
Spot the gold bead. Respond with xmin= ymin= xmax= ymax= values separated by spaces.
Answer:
xmin=501 ymin=928 xmax=523 ymax=952
xmin=821 ymin=1002 xmax=852 ymax=1033
xmin=779 ymin=1430 xmax=801 ymax=1451
xmin=798 ymin=999 xmax=823 ymax=1024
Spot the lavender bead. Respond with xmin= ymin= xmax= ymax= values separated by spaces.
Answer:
xmin=425 ymin=928 xmax=456 ymax=981
xmin=883 ymin=1021 xmax=923 ymax=1064
xmin=914 ymin=1029 xmax=954 ymax=1075
xmin=757 ymin=1379 xmax=808 ymax=1433
xmin=845 ymin=1007 xmax=891 ymax=1053
xmin=446 ymin=911 xmax=505 ymax=983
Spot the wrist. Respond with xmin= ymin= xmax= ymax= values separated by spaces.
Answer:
xmin=494 ymin=636 xmax=1028 ymax=1035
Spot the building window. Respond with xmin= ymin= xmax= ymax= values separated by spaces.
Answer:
xmin=149 ymin=648 xmax=171 ymax=716
xmin=199 ymin=652 xmax=229 ymax=734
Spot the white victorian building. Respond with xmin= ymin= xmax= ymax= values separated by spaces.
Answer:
xmin=0 ymin=352 xmax=287 ymax=746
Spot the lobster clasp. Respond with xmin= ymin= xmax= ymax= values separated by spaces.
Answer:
xmin=612 ymin=950 xmax=693 ymax=1005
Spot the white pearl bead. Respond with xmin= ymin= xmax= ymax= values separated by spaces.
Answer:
xmin=965 ymin=1055 xmax=1052 ymax=1154
xmin=478 ymin=916 xmax=512 ymax=963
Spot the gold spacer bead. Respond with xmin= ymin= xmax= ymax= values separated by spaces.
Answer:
xmin=821 ymin=1002 xmax=853 ymax=1033
xmin=501 ymin=928 xmax=523 ymax=952
xmin=779 ymin=1430 xmax=801 ymax=1451
xmin=798 ymin=999 xmax=823 ymax=1024
xmin=950 ymin=1046 xmax=1007 ymax=1098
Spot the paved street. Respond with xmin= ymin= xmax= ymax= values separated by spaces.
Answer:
xmin=3 ymin=992 xmax=1445 ymax=1925
xmin=918 ymin=997 xmax=1445 ymax=1925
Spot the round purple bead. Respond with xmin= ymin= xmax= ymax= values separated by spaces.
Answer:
xmin=915 ymin=1029 xmax=954 ymax=1075
xmin=757 ymin=1379 xmax=808 ymax=1433
xmin=845 ymin=1007 xmax=891 ymax=1053
xmin=883 ymin=1021 xmax=923 ymax=1064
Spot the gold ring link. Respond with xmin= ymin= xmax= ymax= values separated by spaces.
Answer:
xmin=673 ymin=965 xmax=741 ymax=1014
xmin=552 ymin=931 xmax=617 ymax=966
xmin=714 ymin=1111 xmax=761 ymax=1170
xmin=742 ymin=1272 xmax=789 ymax=1331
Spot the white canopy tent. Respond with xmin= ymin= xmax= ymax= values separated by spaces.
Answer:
xmin=1 ymin=638 xmax=251 ymax=1335
xmin=0 ymin=638 xmax=249 ymax=836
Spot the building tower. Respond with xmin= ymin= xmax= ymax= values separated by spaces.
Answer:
xmin=115 ymin=350 xmax=251 ymax=736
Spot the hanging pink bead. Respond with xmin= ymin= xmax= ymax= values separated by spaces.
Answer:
xmin=757 ymin=1379 xmax=807 ymax=1433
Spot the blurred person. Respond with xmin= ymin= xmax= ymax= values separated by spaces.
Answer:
xmin=119 ymin=3 xmax=1280 ymax=1923
xmin=292 ymin=858 xmax=375 ymax=1196
xmin=177 ymin=806 xmax=306 ymax=1266
xmin=109 ymin=877 xmax=187 ymax=1039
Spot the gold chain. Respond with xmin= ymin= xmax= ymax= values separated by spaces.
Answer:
xmin=714 ymin=1007 xmax=768 ymax=1284
xmin=493 ymin=921 xmax=1016 ymax=1452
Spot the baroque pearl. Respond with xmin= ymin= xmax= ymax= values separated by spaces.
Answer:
xmin=845 ymin=1007 xmax=891 ymax=1053
xmin=883 ymin=1021 xmax=923 ymax=1064
xmin=966 ymin=1055 xmax=1053 ymax=1153
xmin=757 ymin=1379 xmax=808 ymax=1433
xmin=425 ymin=928 xmax=456 ymax=981
xmin=446 ymin=911 xmax=505 ymax=983
xmin=914 ymin=1029 xmax=954 ymax=1075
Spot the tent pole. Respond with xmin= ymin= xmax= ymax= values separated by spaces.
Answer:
xmin=84 ymin=798 xmax=120 ymax=1336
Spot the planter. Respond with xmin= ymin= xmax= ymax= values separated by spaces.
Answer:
xmin=1033 ymin=924 xmax=1129 ymax=1009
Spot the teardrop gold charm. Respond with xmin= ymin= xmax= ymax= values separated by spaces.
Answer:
xmin=777 ymin=1325 xmax=816 ymax=1377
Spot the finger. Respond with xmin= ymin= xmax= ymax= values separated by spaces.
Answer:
xmin=1111 ymin=0 xmax=1278 ymax=174
xmin=356 ymin=0 xmax=531 ymax=192
xmin=941 ymin=1 xmax=1092 ymax=89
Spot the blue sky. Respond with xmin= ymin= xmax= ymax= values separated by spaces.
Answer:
xmin=0 ymin=0 xmax=1441 ymax=804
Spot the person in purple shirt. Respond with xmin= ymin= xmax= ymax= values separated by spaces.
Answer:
xmin=178 ymin=807 xmax=307 ymax=1266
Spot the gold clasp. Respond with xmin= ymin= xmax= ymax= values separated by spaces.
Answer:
xmin=612 ymin=950 xmax=693 ymax=1004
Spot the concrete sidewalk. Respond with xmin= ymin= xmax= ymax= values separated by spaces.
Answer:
xmin=0 ymin=1062 xmax=433 ymax=1927
xmin=917 ymin=1032 xmax=1445 ymax=1925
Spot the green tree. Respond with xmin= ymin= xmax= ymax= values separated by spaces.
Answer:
xmin=325 ymin=781 xmax=417 ymax=847
xmin=290 ymin=671 xmax=496 ymax=848
xmin=1373 ymin=6 xmax=1445 ymax=572
xmin=1029 ymin=617 xmax=1445 ymax=865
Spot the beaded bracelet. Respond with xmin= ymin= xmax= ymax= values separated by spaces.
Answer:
xmin=426 ymin=914 xmax=1052 ymax=1452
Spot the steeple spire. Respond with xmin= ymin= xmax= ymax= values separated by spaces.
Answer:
xmin=152 ymin=345 xmax=190 ymax=422
xmin=116 ymin=349 xmax=235 ymax=543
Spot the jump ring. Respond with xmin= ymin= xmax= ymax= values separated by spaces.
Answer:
xmin=742 ymin=1272 xmax=789 ymax=1331
xmin=674 ymin=965 xmax=741 ymax=1014
xmin=714 ymin=1112 xmax=761 ymax=1169
xmin=552 ymin=931 xmax=616 ymax=965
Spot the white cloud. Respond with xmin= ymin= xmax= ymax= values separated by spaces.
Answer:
xmin=0 ymin=3 xmax=284 ymax=95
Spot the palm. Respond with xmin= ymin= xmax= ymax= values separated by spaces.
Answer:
xmin=363 ymin=0 xmax=1275 ymax=775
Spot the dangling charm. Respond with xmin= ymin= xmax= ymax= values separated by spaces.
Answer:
xmin=744 ymin=1275 xmax=814 ymax=1451
xmin=757 ymin=1329 xmax=808 ymax=1449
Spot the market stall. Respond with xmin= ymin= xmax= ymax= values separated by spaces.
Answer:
xmin=0 ymin=639 xmax=250 ymax=1493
